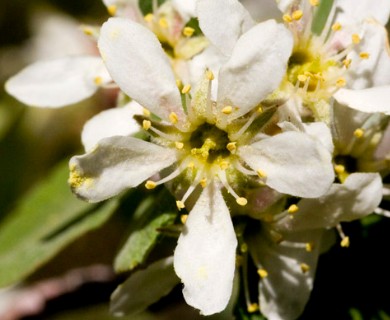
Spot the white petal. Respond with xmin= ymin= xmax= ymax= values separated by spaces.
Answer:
xmin=240 ymin=0 xmax=282 ymax=22
xmin=239 ymin=132 xmax=334 ymax=198
xmin=172 ymin=0 xmax=197 ymax=22
xmin=82 ymin=102 xmax=143 ymax=152
xmin=334 ymin=86 xmax=390 ymax=114
xmin=197 ymin=0 xmax=255 ymax=56
xmin=5 ymin=56 xmax=109 ymax=108
xmin=303 ymin=122 xmax=334 ymax=153
xmin=98 ymin=18 xmax=186 ymax=125
xmin=174 ymin=182 xmax=237 ymax=315
xmin=277 ymin=173 xmax=383 ymax=231
xmin=248 ymin=227 xmax=324 ymax=320
xmin=110 ymin=257 xmax=179 ymax=316
xmin=102 ymin=0 xmax=142 ymax=20
xmin=217 ymin=20 xmax=293 ymax=120
xmin=69 ymin=137 xmax=178 ymax=202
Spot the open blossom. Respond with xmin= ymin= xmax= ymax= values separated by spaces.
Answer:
xmin=68 ymin=16 xmax=335 ymax=315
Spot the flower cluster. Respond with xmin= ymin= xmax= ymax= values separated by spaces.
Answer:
xmin=5 ymin=0 xmax=390 ymax=319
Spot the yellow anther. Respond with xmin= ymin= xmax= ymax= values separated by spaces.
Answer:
xmin=305 ymin=242 xmax=314 ymax=252
xmin=176 ymin=79 xmax=183 ymax=89
xmin=159 ymin=17 xmax=169 ymax=29
xmin=107 ymin=5 xmax=117 ymax=16
xmin=175 ymin=141 xmax=184 ymax=149
xmin=292 ymin=10 xmax=303 ymax=20
xmin=169 ymin=112 xmax=179 ymax=124
xmin=94 ymin=76 xmax=103 ymax=85
xmin=142 ymin=120 xmax=152 ymax=130
xmin=180 ymin=214 xmax=188 ymax=224
xmin=143 ymin=108 xmax=151 ymax=117
xmin=352 ymin=34 xmax=361 ymax=44
xmin=257 ymin=106 xmax=263 ymax=113
xmin=206 ymin=69 xmax=214 ymax=80
xmin=187 ymin=162 xmax=195 ymax=169
xmin=257 ymin=169 xmax=267 ymax=178
xmin=359 ymin=52 xmax=370 ymax=59
xmin=300 ymin=263 xmax=310 ymax=273
xmin=332 ymin=22 xmax=342 ymax=31
xmin=353 ymin=128 xmax=365 ymax=138
xmin=176 ymin=200 xmax=185 ymax=210
xmin=287 ymin=204 xmax=299 ymax=214
xmin=222 ymin=106 xmax=233 ymax=115
xmin=341 ymin=236 xmax=350 ymax=248
xmin=181 ymin=84 xmax=191 ymax=94
xmin=336 ymin=77 xmax=346 ymax=87
xmin=220 ymin=160 xmax=230 ymax=170
xmin=240 ymin=243 xmax=248 ymax=253
xmin=82 ymin=26 xmax=94 ymax=36
xmin=183 ymin=26 xmax=195 ymax=37
xmin=257 ymin=268 xmax=268 ymax=278
xmin=200 ymin=178 xmax=207 ymax=188
xmin=298 ymin=74 xmax=308 ymax=82
xmin=283 ymin=14 xmax=293 ymax=23
xmin=334 ymin=164 xmax=345 ymax=174
xmin=226 ymin=142 xmax=237 ymax=153
xmin=310 ymin=0 xmax=320 ymax=6
xmin=247 ymin=303 xmax=259 ymax=313
xmin=236 ymin=197 xmax=248 ymax=206
xmin=144 ymin=13 xmax=154 ymax=22
xmin=343 ymin=59 xmax=352 ymax=68
xmin=145 ymin=180 xmax=157 ymax=189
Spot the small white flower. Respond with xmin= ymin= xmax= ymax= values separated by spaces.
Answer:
xmin=69 ymin=17 xmax=334 ymax=315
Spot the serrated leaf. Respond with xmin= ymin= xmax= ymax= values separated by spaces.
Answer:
xmin=114 ymin=192 xmax=176 ymax=273
xmin=0 ymin=161 xmax=118 ymax=287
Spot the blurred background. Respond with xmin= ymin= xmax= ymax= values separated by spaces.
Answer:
xmin=0 ymin=0 xmax=390 ymax=319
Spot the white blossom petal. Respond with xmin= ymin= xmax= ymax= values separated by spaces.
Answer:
xmin=174 ymin=182 xmax=237 ymax=316
xmin=248 ymin=227 xmax=324 ymax=320
xmin=81 ymin=101 xmax=143 ymax=152
xmin=334 ymin=86 xmax=390 ymax=114
xmin=276 ymin=173 xmax=383 ymax=232
xmin=5 ymin=56 xmax=109 ymax=108
xmin=217 ymin=20 xmax=293 ymax=120
xmin=98 ymin=18 xmax=186 ymax=125
xmin=110 ymin=257 xmax=179 ymax=316
xmin=172 ymin=0 xmax=197 ymax=22
xmin=197 ymin=0 xmax=255 ymax=56
xmin=239 ymin=131 xmax=334 ymax=198
xmin=69 ymin=136 xmax=178 ymax=202
xmin=303 ymin=122 xmax=334 ymax=153
xmin=240 ymin=0 xmax=282 ymax=22
xmin=102 ymin=0 xmax=142 ymax=20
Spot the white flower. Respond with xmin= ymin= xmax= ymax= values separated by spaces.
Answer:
xmin=69 ymin=17 xmax=334 ymax=315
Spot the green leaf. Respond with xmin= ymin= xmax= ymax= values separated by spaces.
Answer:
xmin=349 ymin=308 xmax=364 ymax=320
xmin=138 ymin=0 xmax=167 ymax=15
xmin=311 ymin=0 xmax=334 ymax=35
xmin=0 ymin=161 xmax=118 ymax=287
xmin=114 ymin=191 xmax=176 ymax=273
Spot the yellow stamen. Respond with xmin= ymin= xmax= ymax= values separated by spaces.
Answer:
xmin=82 ymin=26 xmax=94 ymax=36
xmin=332 ymin=22 xmax=342 ymax=31
xmin=142 ymin=120 xmax=152 ymax=130
xmin=159 ymin=17 xmax=169 ymax=29
xmin=240 ymin=243 xmax=248 ymax=253
xmin=220 ymin=160 xmax=230 ymax=170
xmin=300 ymin=263 xmax=310 ymax=273
xmin=352 ymin=34 xmax=361 ymax=44
xmin=343 ymin=59 xmax=352 ymax=68
xmin=287 ymin=204 xmax=299 ymax=214
xmin=187 ymin=162 xmax=195 ymax=169
xmin=359 ymin=52 xmax=370 ymax=59
xmin=143 ymin=108 xmax=151 ymax=117
xmin=336 ymin=77 xmax=346 ymax=87
xmin=94 ymin=76 xmax=103 ymax=86
xmin=145 ymin=180 xmax=157 ymax=189
xmin=341 ymin=236 xmax=350 ymax=248
xmin=176 ymin=79 xmax=183 ymax=89
xmin=292 ymin=10 xmax=303 ymax=21
xmin=283 ymin=14 xmax=293 ymax=23
xmin=176 ymin=200 xmax=185 ymax=210
xmin=107 ymin=5 xmax=117 ymax=16
xmin=257 ymin=105 xmax=263 ymax=113
xmin=200 ymin=178 xmax=207 ymax=188
xmin=310 ymin=0 xmax=320 ymax=6
xmin=222 ymin=106 xmax=233 ymax=115
xmin=353 ymin=128 xmax=365 ymax=138
xmin=257 ymin=169 xmax=267 ymax=178
xmin=175 ymin=141 xmax=184 ymax=149
xmin=257 ymin=268 xmax=268 ymax=278
xmin=298 ymin=74 xmax=308 ymax=82
xmin=236 ymin=197 xmax=248 ymax=206
xmin=144 ymin=13 xmax=154 ymax=22
xmin=206 ymin=69 xmax=214 ymax=80
xmin=181 ymin=84 xmax=191 ymax=94
xmin=334 ymin=164 xmax=345 ymax=174
xmin=247 ymin=303 xmax=259 ymax=313
xmin=305 ymin=242 xmax=314 ymax=252
xmin=180 ymin=214 xmax=188 ymax=224
xmin=183 ymin=26 xmax=195 ymax=37
xmin=226 ymin=142 xmax=237 ymax=153
xmin=169 ymin=112 xmax=179 ymax=124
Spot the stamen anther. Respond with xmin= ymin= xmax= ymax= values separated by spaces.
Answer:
xmin=169 ymin=112 xmax=179 ymax=124
xmin=181 ymin=84 xmax=191 ymax=94
xmin=222 ymin=106 xmax=233 ymax=115
xmin=332 ymin=22 xmax=342 ymax=31
xmin=236 ymin=197 xmax=248 ymax=206
xmin=143 ymin=120 xmax=152 ymax=130
xmin=257 ymin=268 xmax=268 ymax=278
xmin=300 ymin=263 xmax=310 ymax=273
xmin=359 ymin=52 xmax=370 ymax=59
xmin=287 ymin=204 xmax=299 ymax=214
xmin=176 ymin=200 xmax=185 ymax=210
xmin=353 ymin=128 xmax=365 ymax=138
xmin=292 ymin=10 xmax=303 ymax=21
xmin=334 ymin=164 xmax=345 ymax=174
xmin=175 ymin=141 xmax=184 ymax=149
xmin=144 ymin=13 xmax=154 ymax=22
xmin=352 ymin=34 xmax=361 ymax=44
xmin=226 ymin=142 xmax=237 ymax=153
xmin=257 ymin=169 xmax=267 ymax=178
xmin=107 ymin=5 xmax=117 ymax=16
xmin=183 ymin=27 xmax=195 ymax=37
xmin=145 ymin=180 xmax=157 ymax=189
